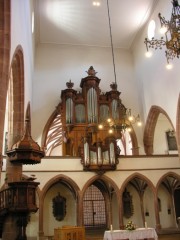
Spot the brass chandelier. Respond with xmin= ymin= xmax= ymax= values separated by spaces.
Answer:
xmin=144 ymin=0 xmax=180 ymax=63
xmin=98 ymin=106 xmax=142 ymax=135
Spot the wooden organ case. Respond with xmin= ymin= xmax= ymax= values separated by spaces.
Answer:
xmin=61 ymin=66 xmax=127 ymax=172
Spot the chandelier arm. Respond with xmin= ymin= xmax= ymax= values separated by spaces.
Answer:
xmin=158 ymin=13 xmax=169 ymax=28
xmin=144 ymin=38 xmax=166 ymax=50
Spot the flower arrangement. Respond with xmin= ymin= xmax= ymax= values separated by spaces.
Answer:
xmin=125 ymin=221 xmax=136 ymax=230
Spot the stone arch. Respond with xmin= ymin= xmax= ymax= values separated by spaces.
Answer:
xmin=0 ymin=0 xmax=11 ymax=167
xmin=122 ymin=172 xmax=155 ymax=190
xmin=119 ymin=172 xmax=156 ymax=228
xmin=129 ymin=128 xmax=139 ymax=155
xmin=81 ymin=175 xmax=120 ymax=229
xmin=143 ymin=105 xmax=174 ymax=155
xmin=156 ymin=172 xmax=180 ymax=228
xmin=8 ymin=45 xmax=25 ymax=145
xmin=120 ymin=172 xmax=156 ymax=198
xmin=156 ymin=171 xmax=180 ymax=189
xmin=81 ymin=175 xmax=119 ymax=197
xmin=41 ymin=174 xmax=80 ymax=201
xmin=39 ymin=174 xmax=80 ymax=236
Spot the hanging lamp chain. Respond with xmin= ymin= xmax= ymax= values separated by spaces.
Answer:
xmin=107 ymin=0 xmax=117 ymax=87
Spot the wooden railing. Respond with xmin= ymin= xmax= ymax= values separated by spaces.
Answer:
xmin=0 ymin=188 xmax=13 ymax=215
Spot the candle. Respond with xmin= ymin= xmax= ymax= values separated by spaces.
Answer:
xmin=145 ymin=222 xmax=148 ymax=228
xmin=110 ymin=224 xmax=113 ymax=231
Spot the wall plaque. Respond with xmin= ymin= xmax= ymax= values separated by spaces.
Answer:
xmin=52 ymin=192 xmax=66 ymax=221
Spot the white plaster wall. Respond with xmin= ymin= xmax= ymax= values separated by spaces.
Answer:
xmin=123 ymin=185 xmax=143 ymax=228
xmin=154 ymin=114 xmax=172 ymax=154
xmin=144 ymin=188 xmax=156 ymax=228
xmin=11 ymin=0 xmax=35 ymax=108
xmin=132 ymin=0 xmax=180 ymax=130
xmin=158 ymin=186 xmax=176 ymax=228
xmin=112 ymin=193 xmax=119 ymax=230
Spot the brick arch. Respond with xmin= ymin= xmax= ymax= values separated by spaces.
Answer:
xmin=0 ymin=0 xmax=10 ymax=165
xmin=143 ymin=105 xmax=174 ymax=155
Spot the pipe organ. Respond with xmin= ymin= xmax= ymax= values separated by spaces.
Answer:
xmin=61 ymin=66 xmax=127 ymax=172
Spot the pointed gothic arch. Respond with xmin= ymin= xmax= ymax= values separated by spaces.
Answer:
xmin=143 ymin=105 xmax=175 ymax=155
xmin=4 ymin=45 xmax=25 ymax=183
xmin=120 ymin=172 xmax=156 ymax=228
xmin=39 ymin=174 xmax=80 ymax=236
xmin=120 ymin=172 xmax=156 ymax=205
xmin=156 ymin=172 xmax=180 ymax=228
xmin=8 ymin=45 xmax=25 ymax=145
xmin=0 ymin=0 xmax=10 ymax=163
xmin=81 ymin=175 xmax=120 ymax=201
xmin=81 ymin=175 xmax=120 ymax=229
xmin=156 ymin=172 xmax=180 ymax=191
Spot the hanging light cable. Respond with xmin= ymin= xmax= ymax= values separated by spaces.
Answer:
xmin=106 ymin=0 xmax=117 ymax=87
xmin=104 ymin=0 xmax=142 ymax=130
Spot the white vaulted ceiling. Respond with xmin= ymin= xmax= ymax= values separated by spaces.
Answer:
xmin=35 ymin=0 xmax=158 ymax=48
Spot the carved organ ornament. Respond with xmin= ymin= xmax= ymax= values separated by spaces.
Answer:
xmin=61 ymin=66 xmax=133 ymax=173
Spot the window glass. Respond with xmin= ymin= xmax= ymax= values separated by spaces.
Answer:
xmin=148 ymin=20 xmax=156 ymax=40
